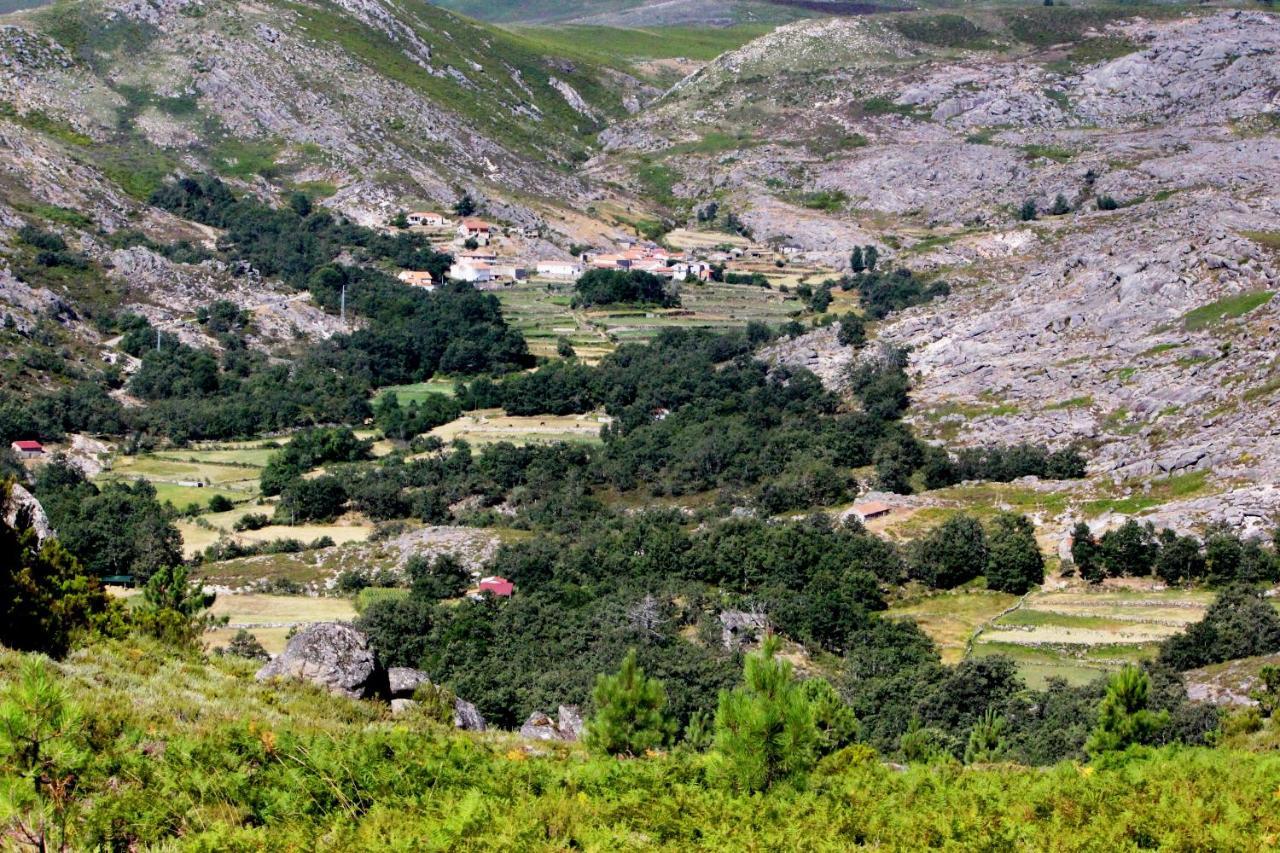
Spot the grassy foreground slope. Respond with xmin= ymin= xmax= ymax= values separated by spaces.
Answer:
xmin=7 ymin=640 xmax=1280 ymax=850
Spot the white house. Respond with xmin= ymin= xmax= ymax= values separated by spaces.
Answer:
xmin=457 ymin=218 xmax=494 ymax=245
xmin=407 ymin=211 xmax=450 ymax=227
xmin=397 ymin=270 xmax=436 ymax=290
xmin=536 ymin=260 xmax=583 ymax=279
xmin=449 ymin=260 xmax=493 ymax=283
xmin=490 ymin=263 xmax=527 ymax=281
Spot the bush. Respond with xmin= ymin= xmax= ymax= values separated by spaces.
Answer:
xmin=572 ymin=269 xmax=679 ymax=309
xmin=909 ymin=515 xmax=988 ymax=589
xmin=1158 ymin=585 xmax=1280 ymax=671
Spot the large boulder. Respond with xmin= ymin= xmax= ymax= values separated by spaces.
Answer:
xmin=387 ymin=666 xmax=432 ymax=699
xmin=519 ymin=706 xmax=582 ymax=741
xmin=557 ymin=705 xmax=585 ymax=741
xmin=454 ymin=698 xmax=486 ymax=732
xmin=256 ymin=623 xmax=388 ymax=699
xmin=4 ymin=484 xmax=54 ymax=543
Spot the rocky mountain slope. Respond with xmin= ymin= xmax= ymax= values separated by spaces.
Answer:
xmin=2 ymin=0 xmax=1279 ymax=535
xmin=599 ymin=7 xmax=1280 ymax=533
xmin=0 ymin=0 xmax=668 ymax=382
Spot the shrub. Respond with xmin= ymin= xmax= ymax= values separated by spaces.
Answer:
xmin=1086 ymin=667 xmax=1168 ymax=758
xmin=1158 ymin=585 xmax=1280 ymax=671
xmin=909 ymin=515 xmax=988 ymax=589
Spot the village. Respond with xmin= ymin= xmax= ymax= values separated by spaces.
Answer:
xmin=392 ymin=208 xmax=811 ymax=292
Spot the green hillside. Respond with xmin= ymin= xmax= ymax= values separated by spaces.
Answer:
xmin=4 ymin=639 xmax=1280 ymax=848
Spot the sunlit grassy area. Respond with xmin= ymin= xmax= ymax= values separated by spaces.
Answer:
xmin=886 ymin=590 xmax=1018 ymax=664
xmin=429 ymin=408 xmax=608 ymax=446
xmin=204 ymin=593 xmax=358 ymax=654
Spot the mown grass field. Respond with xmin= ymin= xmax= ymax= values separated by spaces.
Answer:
xmin=429 ymin=408 xmax=609 ymax=446
xmin=374 ymin=379 xmax=458 ymax=403
xmin=204 ymin=593 xmax=357 ymax=654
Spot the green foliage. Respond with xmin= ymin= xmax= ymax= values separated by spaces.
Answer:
xmin=585 ymin=649 xmax=676 ymax=757
xmin=1249 ymin=665 xmax=1280 ymax=718
xmin=1018 ymin=198 xmax=1038 ymax=221
xmin=1182 ymin=290 xmax=1275 ymax=332
xmin=845 ymin=265 xmax=947 ymax=320
xmin=1086 ymin=666 xmax=1168 ymax=758
xmin=0 ymin=482 xmax=123 ymax=658
xmin=0 ymin=656 xmax=89 ymax=852
xmin=572 ymin=269 xmax=679 ymax=309
xmin=801 ymin=677 xmax=858 ymax=757
xmin=225 ymin=629 xmax=269 ymax=662
xmin=909 ymin=514 xmax=987 ymax=590
xmin=408 ymin=554 xmax=469 ymax=601
xmin=1071 ymin=521 xmax=1104 ymax=583
xmin=276 ymin=476 xmax=347 ymax=523
xmin=894 ymin=14 xmax=995 ymax=50
xmin=1159 ymin=585 xmax=1280 ymax=671
xmin=984 ymin=512 xmax=1044 ymax=594
xmin=713 ymin=636 xmax=817 ymax=792
xmin=964 ymin=708 xmax=1007 ymax=764
xmin=34 ymin=462 xmax=182 ymax=583
xmin=836 ymin=313 xmax=866 ymax=348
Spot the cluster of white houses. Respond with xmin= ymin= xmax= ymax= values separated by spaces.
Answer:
xmin=395 ymin=209 xmax=723 ymax=291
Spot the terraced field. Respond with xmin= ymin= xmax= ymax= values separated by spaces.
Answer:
xmin=500 ymin=276 xmax=806 ymax=359
xmin=892 ymin=583 xmax=1216 ymax=688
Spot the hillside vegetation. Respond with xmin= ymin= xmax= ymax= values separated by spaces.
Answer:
xmin=5 ymin=639 xmax=1280 ymax=849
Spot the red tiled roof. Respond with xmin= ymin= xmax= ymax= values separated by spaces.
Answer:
xmin=12 ymin=440 xmax=43 ymax=451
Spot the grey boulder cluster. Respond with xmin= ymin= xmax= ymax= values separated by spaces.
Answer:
xmin=519 ymin=706 xmax=586 ymax=742
xmin=255 ymin=622 xmax=485 ymax=731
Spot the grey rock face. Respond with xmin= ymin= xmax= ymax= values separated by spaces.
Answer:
xmin=4 ymin=483 xmax=54 ymax=543
xmin=519 ymin=706 xmax=582 ymax=741
xmin=557 ymin=705 xmax=585 ymax=741
xmin=519 ymin=711 xmax=561 ymax=741
xmin=390 ymin=698 xmax=417 ymax=716
xmin=454 ymin=698 xmax=487 ymax=732
xmin=255 ymin=623 xmax=388 ymax=699
xmin=719 ymin=610 xmax=769 ymax=651
xmin=387 ymin=666 xmax=432 ymax=699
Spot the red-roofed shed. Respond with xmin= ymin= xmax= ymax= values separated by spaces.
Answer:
xmin=478 ymin=576 xmax=514 ymax=597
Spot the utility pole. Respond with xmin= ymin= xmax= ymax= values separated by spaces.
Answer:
xmin=340 ymin=284 xmax=346 ymax=326
xmin=156 ymin=327 xmax=161 ymax=351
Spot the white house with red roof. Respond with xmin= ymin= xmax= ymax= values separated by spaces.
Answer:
xmin=10 ymin=440 xmax=44 ymax=459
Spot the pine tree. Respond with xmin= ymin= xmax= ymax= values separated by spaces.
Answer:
xmin=800 ymin=677 xmax=858 ymax=756
xmin=1018 ymin=199 xmax=1038 ymax=222
xmin=864 ymin=245 xmax=879 ymax=271
xmin=584 ymin=649 xmax=676 ymax=757
xmin=1050 ymin=194 xmax=1071 ymax=215
xmin=1085 ymin=666 xmax=1168 ymax=758
xmin=963 ymin=708 xmax=1007 ymax=764
xmin=850 ymin=246 xmax=865 ymax=273
xmin=226 ymin=629 xmax=269 ymax=662
xmin=0 ymin=657 xmax=89 ymax=851
xmin=713 ymin=636 xmax=817 ymax=791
